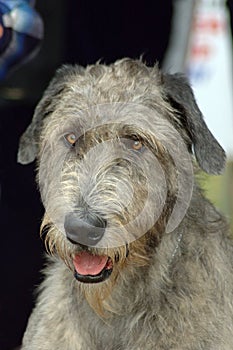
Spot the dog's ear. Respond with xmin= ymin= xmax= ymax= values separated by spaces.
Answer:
xmin=17 ymin=65 xmax=84 ymax=164
xmin=162 ymin=73 xmax=226 ymax=174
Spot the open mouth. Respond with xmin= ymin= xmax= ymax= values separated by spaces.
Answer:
xmin=73 ymin=251 xmax=113 ymax=283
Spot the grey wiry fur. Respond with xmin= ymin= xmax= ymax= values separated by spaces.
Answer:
xmin=18 ymin=59 xmax=233 ymax=350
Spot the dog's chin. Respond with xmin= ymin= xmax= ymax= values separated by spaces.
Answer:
xmin=73 ymin=252 xmax=113 ymax=283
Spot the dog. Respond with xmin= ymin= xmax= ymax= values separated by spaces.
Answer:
xmin=18 ymin=58 xmax=233 ymax=349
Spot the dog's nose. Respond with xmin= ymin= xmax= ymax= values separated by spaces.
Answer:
xmin=64 ymin=213 xmax=106 ymax=246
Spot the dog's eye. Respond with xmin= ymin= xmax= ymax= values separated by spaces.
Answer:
xmin=120 ymin=137 xmax=144 ymax=153
xmin=132 ymin=140 xmax=143 ymax=151
xmin=64 ymin=133 xmax=77 ymax=146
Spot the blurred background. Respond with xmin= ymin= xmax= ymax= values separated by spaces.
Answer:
xmin=0 ymin=1 xmax=232 ymax=349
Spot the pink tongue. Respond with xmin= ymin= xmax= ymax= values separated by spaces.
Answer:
xmin=73 ymin=252 xmax=108 ymax=276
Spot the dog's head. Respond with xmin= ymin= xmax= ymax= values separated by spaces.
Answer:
xmin=17 ymin=59 xmax=225 ymax=312
xmin=18 ymin=58 xmax=225 ymax=174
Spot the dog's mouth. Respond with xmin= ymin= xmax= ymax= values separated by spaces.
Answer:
xmin=73 ymin=251 xmax=113 ymax=283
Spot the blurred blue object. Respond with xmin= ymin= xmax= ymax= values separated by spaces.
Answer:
xmin=0 ymin=0 xmax=43 ymax=80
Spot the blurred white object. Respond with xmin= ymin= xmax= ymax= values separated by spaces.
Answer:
xmin=164 ymin=0 xmax=233 ymax=157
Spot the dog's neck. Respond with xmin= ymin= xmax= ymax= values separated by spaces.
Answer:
xmin=171 ymin=231 xmax=183 ymax=262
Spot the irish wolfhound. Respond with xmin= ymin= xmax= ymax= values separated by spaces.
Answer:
xmin=18 ymin=58 xmax=233 ymax=349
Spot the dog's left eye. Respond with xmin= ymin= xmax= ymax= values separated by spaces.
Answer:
xmin=64 ymin=133 xmax=77 ymax=147
xmin=132 ymin=140 xmax=143 ymax=151
xmin=121 ymin=137 xmax=144 ymax=153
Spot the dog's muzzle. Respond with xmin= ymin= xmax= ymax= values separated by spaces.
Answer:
xmin=64 ymin=213 xmax=106 ymax=246
xmin=64 ymin=213 xmax=113 ymax=283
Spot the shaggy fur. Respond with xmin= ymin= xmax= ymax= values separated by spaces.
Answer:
xmin=18 ymin=59 xmax=233 ymax=349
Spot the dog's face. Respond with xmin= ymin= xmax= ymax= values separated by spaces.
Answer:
xmin=18 ymin=59 xmax=225 ymax=311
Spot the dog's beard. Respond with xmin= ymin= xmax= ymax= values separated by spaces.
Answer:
xmin=41 ymin=217 xmax=156 ymax=316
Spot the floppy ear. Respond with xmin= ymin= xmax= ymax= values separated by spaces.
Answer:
xmin=17 ymin=64 xmax=84 ymax=164
xmin=162 ymin=73 xmax=226 ymax=175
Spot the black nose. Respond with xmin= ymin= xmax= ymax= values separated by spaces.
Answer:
xmin=64 ymin=213 xmax=106 ymax=246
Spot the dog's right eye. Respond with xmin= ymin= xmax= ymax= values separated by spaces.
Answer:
xmin=64 ymin=133 xmax=77 ymax=147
